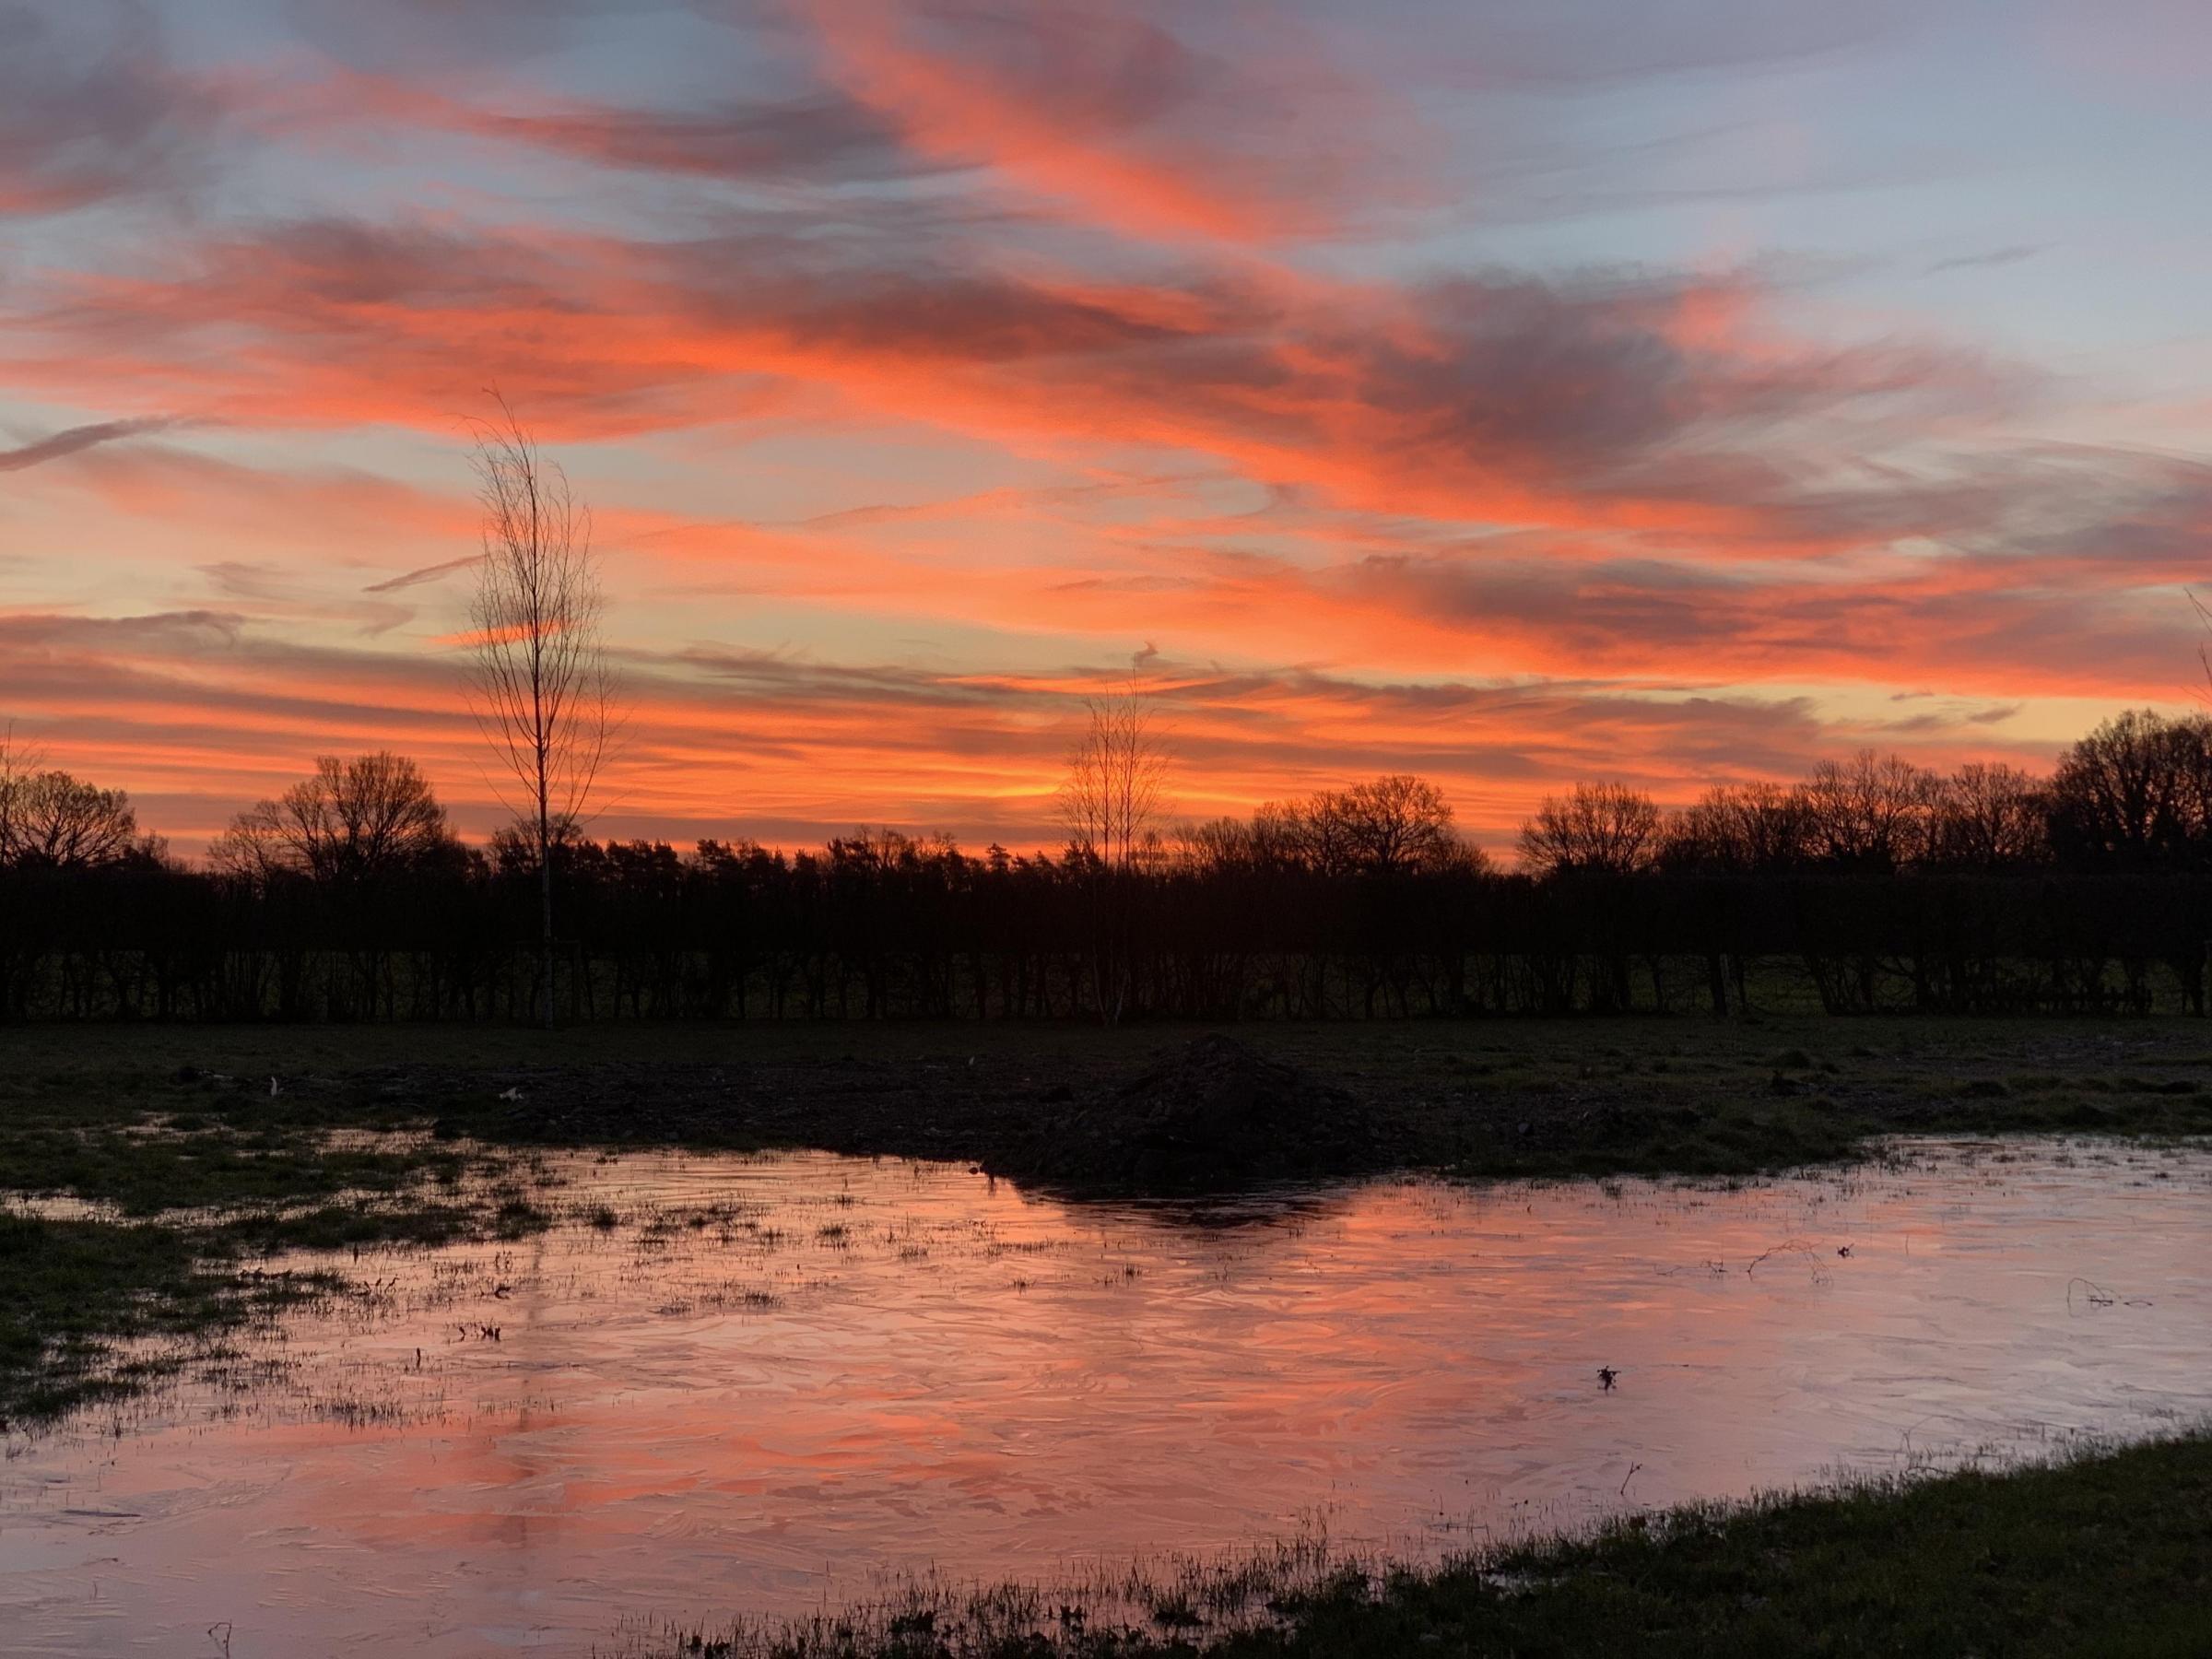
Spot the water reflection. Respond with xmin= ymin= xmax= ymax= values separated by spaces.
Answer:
xmin=3 ymin=1138 xmax=2209 ymax=1656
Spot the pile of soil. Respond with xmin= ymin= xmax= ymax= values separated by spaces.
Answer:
xmin=1008 ymin=1034 xmax=1383 ymax=1194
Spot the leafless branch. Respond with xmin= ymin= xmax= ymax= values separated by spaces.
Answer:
xmin=463 ymin=394 xmax=624 ymax=1024
xmin=1058 ymin=678 xmax=1170 ymax=870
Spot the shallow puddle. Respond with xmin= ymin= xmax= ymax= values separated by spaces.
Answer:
xmin=3 ymin=1136 xmax=2209 ymax=1654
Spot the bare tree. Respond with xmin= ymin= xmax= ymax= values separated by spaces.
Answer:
xmin=2192 ymin=588 xmax=2212 ymax=702
xmin=1928 ymin=761 xmax=2047 ymax=869
xmin=1261 ymin=794 xmax=1354 ymax=876
xmin=0 ymin=766 xmax=139 ymax=868
xmin=1326 ymin=774 xmax=1463 ymax=875
xmin=1176 ymin=814 xmax=1263 ymax=873
xmin=1254 ymin=774 xmax=1464 ymax=877
xmin=0 ymin=726 xmax=38 ymax=862
xmin=1057 ymin=682 xmax=1168 ymax=870
xmin=466 ymin=400 xmax=620 ymax=1026
xmin=1662 ymin=782 xmax=1814 ymax=875
xmin=1797 ymin=750 xmax=1938 ymax=872
xmin=2046 ymin=709 xmax=2212 ymax=868
xmin=1057 ymin=680 xmax=1170 ymax=1022
xmin=211 ymin=752 xmax=453 ymax=887
xmin=1518 ymin=782 xmax=1661 ymax=876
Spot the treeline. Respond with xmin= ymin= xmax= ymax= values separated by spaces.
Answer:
xmin=6 ymin=712 xmax=2212 ymax=1021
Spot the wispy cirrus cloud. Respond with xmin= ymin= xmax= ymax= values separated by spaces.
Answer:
xmin=0 ymin=213 xmax=2028 ymax=547
xmin=0 ymin=416 xmax=173 ymax=472
xmin=23 ymin=392 xmax=2207 ymax=712
xmin=1381 ymin=0 xmax=1912 ymax=89
xmin=363 ymin=555 xmax=482 ymax=594
xmin=279 ymin=0 xmax=687 ymax=73
xmin=0 ymin=1 xmax=221 ymax=217
xmin=793 ymin=0 xmax=1427 ymax=244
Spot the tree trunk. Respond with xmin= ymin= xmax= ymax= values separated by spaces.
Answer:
xmin=538 ymin=782 xmax=554 ymax=1030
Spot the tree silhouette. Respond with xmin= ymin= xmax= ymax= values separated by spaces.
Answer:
xmin=24 ymin=709 xmax=2212 ymax=1024
xmin=0 ymin=766 xmax=138 ymax=869
xmin=1058 ymin=681 xmax=1170 ymax=1022
xmin=1058 ymin=683 xmax=1168 ymax=870
xmin=1929 ymin=762 xmax=2047 ymax=870
xmin=1518 ymin=782 xmax=1660 ymax=876
xmin=465 ymin=399 xmax=620 ymax=1027
xmin=1799 ymin=750 xmax=1938 ymax=873
xmin=0 ymin=726 xmax=43 ymax=864
xmin=2047 ymin=710 xmax=2212 ymax=870
xmin=1324 ymin=774 xmax=1462 ymax=876
xmin=211 ymin=752 xmax=453 ymax=888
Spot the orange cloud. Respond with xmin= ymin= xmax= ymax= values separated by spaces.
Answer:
xmin=4 ymin=216 xmax=2035 ymax=561
xmin=0 ymin=609 xmax=2079 ymax=864
xmin=794 ymin=0 xmax=1415 ymax=246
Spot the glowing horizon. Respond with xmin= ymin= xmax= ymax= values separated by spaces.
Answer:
xmin=6 ymin=0 xmax=2210 ymax=857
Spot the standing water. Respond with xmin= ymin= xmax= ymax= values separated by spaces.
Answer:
xmin=3 ymin=1137 xmax=2209 ymax=1655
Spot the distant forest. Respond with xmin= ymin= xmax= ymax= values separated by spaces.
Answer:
xmin=7 ymin=707 xmax=2212 ymax=1022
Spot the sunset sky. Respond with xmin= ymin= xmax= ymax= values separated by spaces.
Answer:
xmin=5 ymin=0 xmax=2210 ymax=856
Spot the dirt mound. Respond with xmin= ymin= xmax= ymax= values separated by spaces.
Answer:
xmin=1012 ymin=1034 xmax=1382 ymax=1194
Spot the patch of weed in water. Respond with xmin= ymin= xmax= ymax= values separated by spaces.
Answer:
xmin=0 ymin=1213 xmax=339 ymax=1426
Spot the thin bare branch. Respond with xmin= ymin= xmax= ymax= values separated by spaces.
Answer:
xmin=463 ymin=396 xmax=624 ymax=1025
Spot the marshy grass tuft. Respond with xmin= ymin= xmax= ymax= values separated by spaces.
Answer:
xmin=634 ymin=1430 xmax=2212 ymax=1659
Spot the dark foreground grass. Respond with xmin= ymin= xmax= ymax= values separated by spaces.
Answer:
xmin=10 ymin=1016 xmax=2212 ymax=1186
xmin=653 ymin=1431 xmax=2212 ymax=1658
xmin=0 ymin=1048 xmax=553 ymax=1422
xmin=0 ymin=1212 xmax=350 ymax=1424
xmin=4 ymin=1016 xmax=2210 ymax=1420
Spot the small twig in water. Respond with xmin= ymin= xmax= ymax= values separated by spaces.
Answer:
xmin=1898 ymin=1413 xmax=1942 ymax=1474
xmin=1618 ymin=1461 xmax=1642 ymax=1496
xmin=2066 ymin=1277 xmax=2147 ymax=1313
xmin=2069 ymin=1277 xmax=2116 ymax=1311
xmin=1746 ymin=1237 xmax=1825 ymax=1280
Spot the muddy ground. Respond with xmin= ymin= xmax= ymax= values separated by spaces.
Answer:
xmin=13 ymin=1016 xmax=2212 ymax=1197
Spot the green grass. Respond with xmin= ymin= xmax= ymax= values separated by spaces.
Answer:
xmin=664 ymin=1431 xmax=2212 ymax=1657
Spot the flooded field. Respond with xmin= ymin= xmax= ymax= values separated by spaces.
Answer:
xmin=3 ymin=1136 xmax=2208 ymax=1656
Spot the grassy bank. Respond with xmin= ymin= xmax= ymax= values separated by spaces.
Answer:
xmin=669 ymin=1431 xmax=2212 ymax=1657
xmin=0 ymin=1045 xmax=551 ymax=1422
xmin=4 ymin=1017 xmax=2210 ymax=1420
xmin=11 ymin=1015 xmax=2212 ymax=1181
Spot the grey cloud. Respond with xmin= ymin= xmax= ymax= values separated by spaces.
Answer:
xmin=0 ymin=3 xmax=217 ymax=217
xmin=471 ymin=94 xmax=935 ymax=186
xmin=364 ymin=555 xmax=482 ymax=594
xmin=1365 ymin=0 xmax=1912 ymax=90
xmin=1925 ymin=244 xmax=2042 ymax=275
xmin=0 ymin=417 xmax=173 ymax=473
xmin=283 ymin=0 xmax=691 ymax=73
